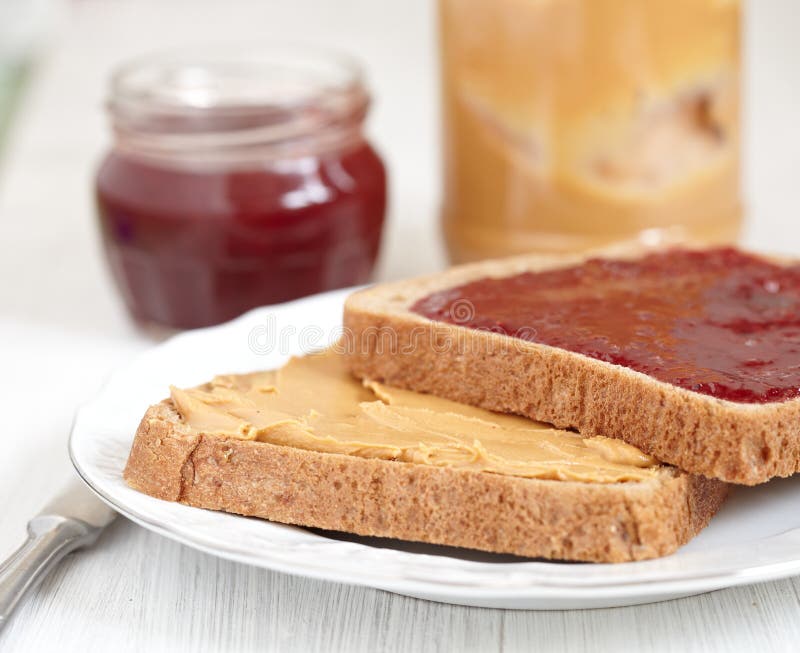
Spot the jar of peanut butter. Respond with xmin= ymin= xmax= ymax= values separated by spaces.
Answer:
xmin=439 ymin=0 xmax=742 ymax=262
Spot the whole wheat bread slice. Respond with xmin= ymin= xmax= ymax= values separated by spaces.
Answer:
xmin=125 ymin=400 xmax=726 ymax=563
xmin=342 ymin=247 xmax=800 ymax=485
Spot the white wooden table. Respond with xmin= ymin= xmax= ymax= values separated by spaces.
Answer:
xmin=1 ymin=2 xmax=799 ymax=651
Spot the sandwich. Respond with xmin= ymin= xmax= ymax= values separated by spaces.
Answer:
xmin=343 ymin=246 xmax=800 ymax=485
xmin=127 ymin=244 xmax=800 ymax=563
xmin=124 ymin=347 xmax=726 ymax=563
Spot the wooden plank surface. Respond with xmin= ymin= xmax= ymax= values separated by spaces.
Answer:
xmin=2 ymin=519 xmax=800 ymax=652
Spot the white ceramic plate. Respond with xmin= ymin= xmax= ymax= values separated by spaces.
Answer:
xmin=70 ymin=288 xmax=800 ymax=610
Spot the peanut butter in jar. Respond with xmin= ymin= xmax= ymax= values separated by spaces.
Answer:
xmin=439 ymin=0 xmax=742 ymax=262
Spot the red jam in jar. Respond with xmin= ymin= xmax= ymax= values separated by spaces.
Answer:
xmin=96 ymin=47 xmax=387 ymax=329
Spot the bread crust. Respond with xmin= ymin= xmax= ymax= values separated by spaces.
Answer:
xmin=124 ymin=402 xmax=727 ymax=563
xmin=342 ymin=248 xmax=800 ymax=485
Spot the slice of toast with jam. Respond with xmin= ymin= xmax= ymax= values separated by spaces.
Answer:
xmin=344 ymin=246 xmax=800 ymax=485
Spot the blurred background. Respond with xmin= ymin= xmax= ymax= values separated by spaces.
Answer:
xmin=0 ymin=0 xmax=798 ymax=338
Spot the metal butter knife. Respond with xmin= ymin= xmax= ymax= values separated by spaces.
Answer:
xmin=0 ymin=479 xmax=116 ymax=628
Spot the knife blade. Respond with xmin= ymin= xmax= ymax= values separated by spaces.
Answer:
xmin=0 ymin=478 xmax=117 ymax=629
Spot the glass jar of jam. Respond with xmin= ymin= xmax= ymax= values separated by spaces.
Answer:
xmin=439 ymin=0 xmax=741 ymax=262
xmin=96 ymin=47 xmax=387 ymax=329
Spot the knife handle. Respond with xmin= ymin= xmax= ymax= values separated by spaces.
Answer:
xmin=0 ymin=515 xmax=99 ymax=628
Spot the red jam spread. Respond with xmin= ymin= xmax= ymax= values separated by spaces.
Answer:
xmin=411 ymin=248 xmax=800 ymax=404
xmin=96 ymin=145 xmax=386 ymax=329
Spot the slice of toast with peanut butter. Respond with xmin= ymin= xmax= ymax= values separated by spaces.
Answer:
xmin=124 ymin=349 xmax=726 ymax=563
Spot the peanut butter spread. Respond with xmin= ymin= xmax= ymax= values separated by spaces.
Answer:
xmin=170 ymin=350 xmax=659 ymax=483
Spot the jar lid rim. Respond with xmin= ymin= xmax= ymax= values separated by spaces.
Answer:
xmin=108 ymin=43 xmax=366 ymax=117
